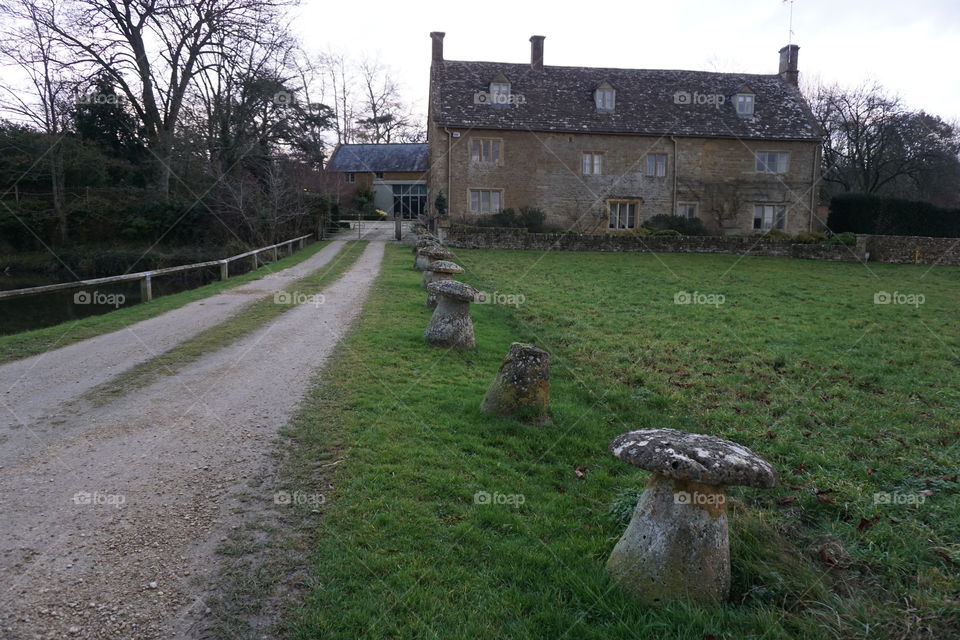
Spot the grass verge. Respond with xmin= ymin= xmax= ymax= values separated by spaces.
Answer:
xmin=275 ymin=244 xmax=958 ymax=639
xmin=84 ymin=240 xmax=368 ymax=405
xmin=0 ymin=239 xmax=337 ymax=365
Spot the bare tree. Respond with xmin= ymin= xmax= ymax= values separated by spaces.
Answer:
xmin=0 ymin=0 xmax=73 ymax=242
xmin=355 ymin=57 xmax=421 ymax=143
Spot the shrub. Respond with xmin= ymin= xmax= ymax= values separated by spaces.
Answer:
xmin=824 ymin=231 xmax=856 ymax=246
xmin=644 ymin=214 xmax=709 ymax=236
xmin=649 ymin=228 xmax=682 ymax=237
xmin=828 ymin=193 xmax=960 ymax=237
xmin=759 ymin=229 xmax=792 ymax=240
xmin=474 ymin=207 xmax=547 ymax=233
xmin=793 ymin=232 xmax=827 ymax=244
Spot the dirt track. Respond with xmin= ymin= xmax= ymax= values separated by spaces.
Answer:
xmin=0 ymin=236 xmax=386 ymax=639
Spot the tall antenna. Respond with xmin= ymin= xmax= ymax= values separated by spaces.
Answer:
xmin=784 ymin=0 xmax=795 ymax=45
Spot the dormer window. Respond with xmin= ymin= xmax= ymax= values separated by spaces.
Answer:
xmin=595 ymin=82 xmax=615 ymax=112
xmin=486 ymin=73 xmax=511 ymax=107
xmin=735 ymin=93 xmax=755 ymax=117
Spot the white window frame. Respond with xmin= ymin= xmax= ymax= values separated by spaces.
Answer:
xmin=345 ymin=172 xmax=356 ymax=183
xmin=582 ymin=152 xmax=603 ymax=175
xmin=469 ymin=188 xmax=503 ymax=214
xmin=753 ymin=204 xmax=787 ymax=231
xmin=735 ymin=94 xmax=755 ymax=117
xmin=595 ymin=88 xmax=616 ymax=112
xmin=755 ymin=151 xmax=789 ymax=174
xmin=489 ymin=82 xmax=511 ymax=106
xmin=607 ymin=200 xmax=638 ymax=230
xmin=470 ymin=138 xmax=502 ymax=164
xmin=646 ymin=153 xmax=667 ymax=178
xmin=677 ymin=202 xmax=698 ymax=219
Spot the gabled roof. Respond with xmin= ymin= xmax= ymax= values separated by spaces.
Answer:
xmin=430 ymin=61 xmax=821 ymax=140
xmin=326 ymin=143 xmax=428 ymax=173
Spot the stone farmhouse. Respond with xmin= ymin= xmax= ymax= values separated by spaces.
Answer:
xmin=426 ymin=33 xmax=823 ymax=234
xmin=326 ymin=143 xmax=428 ymax=219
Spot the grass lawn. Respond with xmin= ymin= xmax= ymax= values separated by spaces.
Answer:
xmin=0 ymin=238 xmax=342 ymax=365
xmin=279 ymin=244 xmax=959 ymax=639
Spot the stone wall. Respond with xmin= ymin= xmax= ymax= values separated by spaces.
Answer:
xmin=442 ymin=226 xmax=862 ymax=261
xmin=862 ymin=235 xmax=960 ymax=265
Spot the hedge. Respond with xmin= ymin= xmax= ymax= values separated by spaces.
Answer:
xmin=828 ymin=193 xmax=960 ymax=237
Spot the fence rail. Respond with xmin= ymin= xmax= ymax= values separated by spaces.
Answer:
xmin=0 ymin=234 xmax=313 ymax=302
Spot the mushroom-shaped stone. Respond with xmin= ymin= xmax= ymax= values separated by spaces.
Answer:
xmin=423 ymin=259 xmax=464 ymax=291
xmin=480 ymin=343 xmax=550 ymax=421
xmin=605 ymin=429 xmax=777 ymax=605
xmin=414 ymin=245 xmax=454 ymax=271
xmin=412 ymin=236 xmax=440 ymax=255
xmin=423 ymin=280 xmax=478 ymax=349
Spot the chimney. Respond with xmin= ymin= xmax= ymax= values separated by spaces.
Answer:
xmin=430 ymin=32 xmax=445 ymax=64
xmin=778 ymin=44 xmax=799 ymax=86
xmin=530 ymin=35 xmax=545 ymax=71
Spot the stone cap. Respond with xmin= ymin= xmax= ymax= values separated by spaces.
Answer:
xmin=419 ymin=246 xmax=454 ymax=259
xmin=425 ymin=260 xmax=464 ymax=274
xmin=426 ymin=279 xmax=478 ymax=302
xmin=415 ymin=238 xmax=440 ymax=249
xmin=609 ymin=428 xmax=777 ymax=488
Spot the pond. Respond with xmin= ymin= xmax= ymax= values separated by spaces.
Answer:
xmin=0 ymin=266 xmax=224 ymax=336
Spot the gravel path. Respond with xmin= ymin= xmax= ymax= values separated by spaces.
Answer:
xmin=0 ymin=240 xmax=386 ymax=639
xmin=0 ymin=239 xmax=349 ymax=452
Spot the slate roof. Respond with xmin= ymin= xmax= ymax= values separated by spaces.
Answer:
xmin=431 ymin=61 xmax=821 ymax=141
xmin=326 ymin=143 xmax=428 ymax=172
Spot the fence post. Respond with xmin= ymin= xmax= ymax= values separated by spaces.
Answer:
xmin=252 ymin=251 xmax=258 ymax=271
xmin=273 ymin=246 xmax=278 ymax=262
xmin=220 ymin=260 xmax=229 ymax=281
xmin=140 ymin=274 xmax=153 ymax=302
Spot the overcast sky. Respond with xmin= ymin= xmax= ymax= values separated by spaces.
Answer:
xmin=292 ymin=0 xmax=960 ymax=124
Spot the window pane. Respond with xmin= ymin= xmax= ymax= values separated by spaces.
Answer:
xmin=595 ymin=154 xmax=602 ymax=174
xmin=657 ymin=155 xmax=666 ymax=177
xmin=627 ymin=204 xmax=636 ymax=228
xmin=646 ymin=155 xmax=654 ymax=176
xmin=471 ymin=191 xmax=480 ymax=212
xmin=481 ymin=190 xmax=490 ymax=212
xmin=471 ymin=141 xmax=480 ymax=162
xmin=492 ymin=141 xmax=500 ymax=162
xmin=491 ymin=191 xmax=501 ymax=212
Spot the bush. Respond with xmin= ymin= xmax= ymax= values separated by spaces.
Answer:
xmin=824 ymin=231 xmax=856 ymax=246
xmin=474 ymin=207 xmax=546 ymax=233
xmin=649 ymin=228 xmax=682 ymax=237
xmin=758 ymin=229 xmax=792 ymax=240
xmin=793 ymin=232 xmax=827 ymax=244
xmin=644 ymin=214 xmax=709 ymax=236
xmin=828 ymin=193 xmax=960 ymax=237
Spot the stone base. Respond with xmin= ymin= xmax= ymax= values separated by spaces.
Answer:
xmin=424 ymin=298 xmax=475 ymax=349
xmin=606 ymin=474 xmax=729 ymax=604
xmin=480 ymin=343 xmax=550 ymax=421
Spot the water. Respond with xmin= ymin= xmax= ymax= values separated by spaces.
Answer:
xmin=0 ymin=267 xmax=222 ymax=336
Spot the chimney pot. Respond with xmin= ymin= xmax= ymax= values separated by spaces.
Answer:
xmin=530 ymin=35 xmax=545 ymax=71
xmin=778 ymin=44 xmax=799 ymax=86
xmin=431 ymin=31 xmax=445 ymax=64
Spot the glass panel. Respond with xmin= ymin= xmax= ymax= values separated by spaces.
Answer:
xmin=491 ymin=191 xmax=501 ymax=212
xmin=471 ymin=140 xmax=480 ymax=162
xmin=481 ymin=191 xmax=490 ymax=212
xmin=471 ymin=191 xmax=480 ymax=212
xmin=627 ymin=204 xmax=636 ymax=228
xmin=646 ymin=156 xmax=654 ymax=176
xmin=595 ymin=154 xmax=602 ymax=174
xmin=492 ymin=141 xmax=500 ymax=163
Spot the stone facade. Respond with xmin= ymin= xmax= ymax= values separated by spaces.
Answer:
xmin=428 ymin=129 xmax=821 ymax=234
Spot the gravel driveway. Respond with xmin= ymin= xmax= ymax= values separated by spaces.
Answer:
xmin=0 ymin=240 xmax=386 ymax=639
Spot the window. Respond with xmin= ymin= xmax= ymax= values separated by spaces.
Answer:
xmin=392 ymin=184 xmax=427 ymax=220
xmin=677 ymin=202 xmax=698 ymax=219
xmin=582 ymin=152 xmax=603 ymax=175
xmin=345 ymin=172 xmax=356 ymax=183
xmin=608 ymin=200 xmax=637 ymax=230
xmin=646 ymin=153 xmax=667 ymax=177
xmin=489 ymin=82 xmax=511 ymax=106
xmin=756 ymin=151 xmax=789 ymax=174
xmin=470 ymin=138 xmax=501 ymax=164
xmin=595 ymin=87 xmax=616 ymax=112
xmin=375 ymin=171 xmax=384 ymax=179
xmin=469 ymin=189 xmax=503 ymax=214
xmin=753 ymin=205 xmax=786 ymax=230
xmin=735 ymin=93 xmax=754 ymax=117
